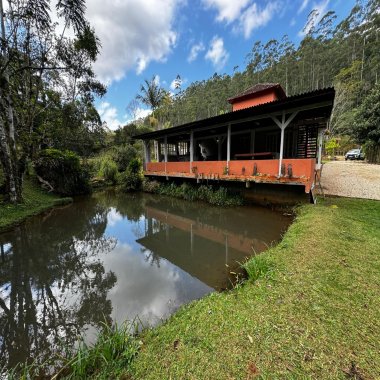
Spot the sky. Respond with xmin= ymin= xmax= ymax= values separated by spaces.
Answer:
xmin=85 ymin=0 xmax=356 ymax=130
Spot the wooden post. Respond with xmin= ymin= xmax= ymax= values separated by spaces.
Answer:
xmin=143 ymin=140 xmax=150 ymax=170
xmin=279 ymin=113 xmax=285 ymax=176
xmin=164 ymin=136 xmax=168 ymax=174
xmin=250 ymin=130 xmax=255 ymax=153
xmin=190 ymin=130 xmax=194 ymax=173
xmin=227 ymin=124 xmax=231 ymax=169
xmin=164 ymin=136 xmax=168 ymax=162
xmin=218 ymin=136 xmax=222 ymax=161
xmin=317 ymin=128 xmax=324 ymax=169
xmin=272 ymin=111 xmax=298 ymax=177
xmin=155 ymin=140 xmax=159 ymax=161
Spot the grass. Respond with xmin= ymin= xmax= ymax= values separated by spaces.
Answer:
xmin=142 ymin=180 xmax=243 ymax=207
xmin=127 ymin=197 xmax=380 ymax=379
xmin=0 ymin=177 xmax=72 ymax=232
xmin=58 ymin=322 xmax=140 ymax=380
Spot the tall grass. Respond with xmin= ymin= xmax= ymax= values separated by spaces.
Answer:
xmin=142 ymin=180 xmax=243 ymax=207
xmin=60 ymin=321 xmax=140 ymax=379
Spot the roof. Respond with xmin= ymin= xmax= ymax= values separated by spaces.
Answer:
xmin=227 ymin=83 xmax=287 ymax=104
xmin=134 ymin=87 xmax=335 ymax=140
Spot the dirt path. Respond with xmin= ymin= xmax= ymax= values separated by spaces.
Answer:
xmin=321 ymin=161 xmax=380 ymax=200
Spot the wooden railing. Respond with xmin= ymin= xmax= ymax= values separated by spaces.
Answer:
xmin=145 ymin=159 xmax=316 ymax=192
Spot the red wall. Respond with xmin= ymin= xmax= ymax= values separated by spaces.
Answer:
xmin=232 ymin=91 xmax=278 ymax=111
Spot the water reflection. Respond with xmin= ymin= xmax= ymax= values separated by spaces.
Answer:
xmin=0 ymin=191 xmax=290 ymax=371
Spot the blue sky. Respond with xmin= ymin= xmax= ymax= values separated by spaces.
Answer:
xmin=86 ymin=0 xmax=355 ymax=130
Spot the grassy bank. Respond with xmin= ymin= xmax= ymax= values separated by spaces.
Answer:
xmin=0 ymin=178 xmax=72 ymax=232
xmin=128 ymin=197 xmax=380 ymax=379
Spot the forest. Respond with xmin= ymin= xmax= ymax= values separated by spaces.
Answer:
xmin=1 ymin=0 xmax=380 ymax=206
xmin=137 ymin=0 xmax=380 ymax=160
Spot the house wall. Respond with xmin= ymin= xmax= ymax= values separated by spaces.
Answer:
xmin=232 ymin=90 xmax=279 ymax=111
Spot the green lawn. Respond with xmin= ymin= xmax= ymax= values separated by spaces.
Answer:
xmin=129 ymin=197 xmax=380 ymax=379
xmin=0 ymin=177 xmax=72 ymax=232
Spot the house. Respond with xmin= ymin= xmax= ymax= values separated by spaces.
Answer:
xmin=135 ymin=84 xmax=335 ymax=204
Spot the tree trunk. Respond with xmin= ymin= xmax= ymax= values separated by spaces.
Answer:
xmin=0 ymin=122 xmax=22 ymax=203
xmin=0 ymin=0 xmax=23 ymax=203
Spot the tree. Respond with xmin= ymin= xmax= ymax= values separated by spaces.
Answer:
xmin=352 ymin=83 xmax=380 ymax=144
xmin=0 ymin=0 xmax=104 ymax=203
xmin=136 ymin=75 xmax=164 ymax=110
xmin=136 ymin=75 xmax=165 ymax=128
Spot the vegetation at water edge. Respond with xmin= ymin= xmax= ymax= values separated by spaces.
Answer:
xmin=142 ymin=180 xmax=243 ymax=206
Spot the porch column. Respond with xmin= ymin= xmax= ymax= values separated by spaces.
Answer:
xmin=317 ymin=128 xmax=324 ymax=169
xmin=154 ymin=140 xmax=159 ymax=161
xmin=164 ymin=136 xmax=168 ymax=174
xmin=190 ymin=131 xmax=194 ymax=162
xmin=190 ymin=130 xmax=194 ymax=173
xmin=164 ymin=136 xmax=168 ymax=162
xmin=250 ymin=130 xmax=255 ymax=153
xmin=218 ymin=136 xmax=222 ymax=160
xmin=279 ymin=113 xmax=286 ymax=176
xmin=272 ymin=111 xmax=298 ymax=177
xmin=143 ymin=140 xmax=150 ymax=170
xmin=227 ymin=124 xmax=231 ymax=168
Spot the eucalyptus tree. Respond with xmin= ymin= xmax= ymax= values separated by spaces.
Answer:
xmin=0 ymin=0 xmax=105 ymax=203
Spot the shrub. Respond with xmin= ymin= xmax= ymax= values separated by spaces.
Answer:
xmin=141 ymin=180 xmax=243 ymax=207
xmin=111 ymin=145 xmax=138 ymax=172
xmin=98 ymin=157 xmax=119 ymax=184
xmin=120 ymin=158 xmax=143 ymax=191
xmin=142 ymin=179 xmax=161 ymax=193
xmin=34 ymin=149 xmax=90 ymax=196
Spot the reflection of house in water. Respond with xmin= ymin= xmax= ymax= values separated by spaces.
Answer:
xmin=137 ymin=204 xmax=271 ymax=288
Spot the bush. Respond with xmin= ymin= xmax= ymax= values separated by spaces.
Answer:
xmin=34 ymin=149 xmax=90 ymax=196
xmin=98 ymin=157 xmax=119 ymax=184
xmin=111 ymin=145 xmax=138 ymax=172
xmin=120 ymin=158 xmax=143 ymax=192
xmin=141 ymin=180 xmax=243 ymax=207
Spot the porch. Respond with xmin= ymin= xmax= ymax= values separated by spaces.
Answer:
xmin=136 ymin=88 xmax=335 ymax=195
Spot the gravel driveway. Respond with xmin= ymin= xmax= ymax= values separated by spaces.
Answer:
xmin=321 ymin=160 xmax=380 ymax=200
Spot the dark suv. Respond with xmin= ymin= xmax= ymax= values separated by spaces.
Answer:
xmin=345 ymin=149 xmax=365 ymax=161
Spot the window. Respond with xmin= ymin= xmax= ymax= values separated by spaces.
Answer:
xmin=178 ymin=141 xmax=188 ymax=155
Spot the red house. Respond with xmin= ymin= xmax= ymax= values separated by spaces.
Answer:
xmin=135 ymin=84 xmax=335 ymax=204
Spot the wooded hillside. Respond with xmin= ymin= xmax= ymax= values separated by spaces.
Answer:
xmin=148 ymin=0 xmax=380 ymax=159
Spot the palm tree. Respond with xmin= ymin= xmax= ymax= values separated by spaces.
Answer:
xmin=136 ymin=76 xmax=165 ymax=122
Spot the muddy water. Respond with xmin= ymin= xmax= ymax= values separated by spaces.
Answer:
xmin=0 ymin=191 xmax=291 ymax=370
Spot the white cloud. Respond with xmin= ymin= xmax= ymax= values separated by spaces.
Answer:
xmin=97 ymin=102 xmax=128 ymax=130
xmin=239 ymin=2 xmax=281 ymax=39
xmin=205 ymin=36 xmax=229 ymax=70
xmin=98 ymin=102 xmax=152 ymax=130
xmin=202 ymin=0 xmax=250 ymax=23
xmin=135 ymin=108 xmax=152 ymax=120
xmin=298 ymin=0 xmax=310 ymax=14
xmin=153 ymin=75 xmax=160 ymax=86
xmin=290 ymin=18 xmax=296 ymax=26
xmin=298 ymin=0 xmax=330 ymax=37
xmin=187 ymin=42 xmax=205 ymax=63
xmin=203 ymin=0 xmax=282 ymax=39
xmin=83 ymin=0 xmax=182 ymax=84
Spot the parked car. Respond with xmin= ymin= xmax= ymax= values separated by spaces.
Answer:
xmin=345 ymin=148 xmax=365 ymax=161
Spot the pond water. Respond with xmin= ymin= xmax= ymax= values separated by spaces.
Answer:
xmin=0 ymin=191 xmax=291 ymax=370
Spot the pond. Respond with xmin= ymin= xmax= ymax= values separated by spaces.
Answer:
xmin=0 ymin=191 xmax=291 ymax=371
